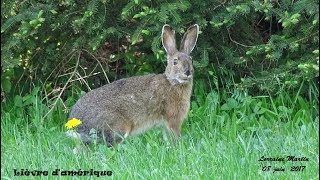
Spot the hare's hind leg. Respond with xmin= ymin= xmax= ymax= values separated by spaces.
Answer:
xmin=100 ymin=123 xmax=132 ymax=146
xmin=98 ymin=130 xmax=125 ymax=147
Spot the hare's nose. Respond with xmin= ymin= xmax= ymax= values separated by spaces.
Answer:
xmin=185 ymin=70 xmax=191 ymax=76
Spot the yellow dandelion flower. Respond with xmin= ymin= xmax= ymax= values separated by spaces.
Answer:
xmin=65 ymin=118 xmax=82 ymax=129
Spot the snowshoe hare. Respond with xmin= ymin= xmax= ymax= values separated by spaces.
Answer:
xmin=68 ymin=24 xmax=199 ymax=146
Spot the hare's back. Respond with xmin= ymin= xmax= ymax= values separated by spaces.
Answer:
xmin=69 ymin=74 xmax=167 ymax=121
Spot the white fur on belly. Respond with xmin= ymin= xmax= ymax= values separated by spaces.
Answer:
xmin=130 ymin=119 xmax=165 ymax=136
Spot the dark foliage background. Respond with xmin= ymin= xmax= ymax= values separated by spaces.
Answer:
xmin=1 ymin=0 xmax=319 ymax=106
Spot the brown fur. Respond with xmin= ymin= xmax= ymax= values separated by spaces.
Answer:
xmin=68 ymin=24 xmax=199 ymax=145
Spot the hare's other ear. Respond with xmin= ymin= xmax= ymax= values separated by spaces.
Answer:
xmin=180 ymin=24 xmax=199 ymax=55
xmin=162 ymin=24 xmax=177 ymax=56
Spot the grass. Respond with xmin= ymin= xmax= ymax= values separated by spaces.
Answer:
xmin=1 ymin=84 xmax=319 ymax=179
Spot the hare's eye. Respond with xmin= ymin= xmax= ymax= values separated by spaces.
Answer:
xmin=173 ymin=59 xmax=178 ymax=65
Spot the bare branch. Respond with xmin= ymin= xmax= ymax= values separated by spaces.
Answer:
xmin=43 ymin=50 xmax=80 ymax=119
xmin=227 ymin=28 xmax=254 ymax=48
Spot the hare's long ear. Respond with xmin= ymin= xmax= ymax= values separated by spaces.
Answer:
xmin=162 ymin=24 xmax=177 ymax=56
xmin=180 ymin=24 xmax=199 ymax=55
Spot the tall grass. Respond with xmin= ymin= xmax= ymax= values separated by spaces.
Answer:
xmin=1 ymin=82 xmax=319 ymax=179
